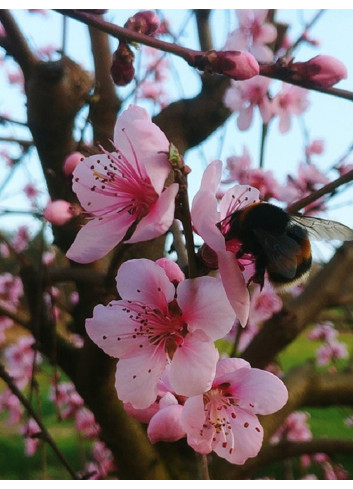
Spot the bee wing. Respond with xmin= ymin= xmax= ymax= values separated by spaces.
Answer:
xmin=291 ymin=215 xmax=353 ymax=241
xmin=253 ymin=229 xmax=301 ymax=279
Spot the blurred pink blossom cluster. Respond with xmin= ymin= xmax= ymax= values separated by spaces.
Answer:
xmin=220 ymin=142 xmax=331 ymax=214
xmin=0 ymin=273 xmax=23 ymax=342
xmin=308 ymin=321 xmax=348 ymax=367
xmin=301 ymin=453 xmax=348 ymax=480
xmin=272 ymin=411 xmax=312 ymax=443
xmin=225 ymin=9 xmax=277 ymax=63
xmin=0 ymin=336 xmax=43 ymax=449
xmin=272 ymin=411 xmax=348 ymax=479
xmin=231 ymin=281 xmax=283 ymax=353
xmin=136 ymin=47 xmax=171 ymax=108
xmin=224 ymin=76 xmax=309 ymax=134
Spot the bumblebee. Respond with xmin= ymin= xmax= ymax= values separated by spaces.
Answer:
xmin=224 ymin=202 xmax=353 ymax=290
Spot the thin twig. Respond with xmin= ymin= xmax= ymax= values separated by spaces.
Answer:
xmin=287 ymin=168 xmax=353 ymax=214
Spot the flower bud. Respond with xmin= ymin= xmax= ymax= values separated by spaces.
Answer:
xmin=124 ymin=10 xmax=160 ymax=36
xmin=195 ymin=50 xmax=259 ymax=81
xmin=292 ymin=55 xmax=347 ymax=88
xmin=110 ymin=41 xmax=135 ymax=86
xmin=156 ymin=258 xmax=185 ymax=284
xmin=63 ymin=151 xmax=84 ymax=176
xmin=44 ymin=200 xmax=76 ymax=226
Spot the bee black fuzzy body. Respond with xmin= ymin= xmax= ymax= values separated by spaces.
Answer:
xmin=225 ymin=202 xmax=313 ymax=289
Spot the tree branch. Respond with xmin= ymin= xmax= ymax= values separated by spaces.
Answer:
xmin=88 ymin=24 xmax=121 ymax=149
xmin=194 ymin=10 xmax=213 ymax=52
xmin=287 ymin=168 xmax=353 ymax=214
xmin=0 ymin=10 xmax=37 ymax=77
xmin=54 ymin=9 xmax=353 ymax=103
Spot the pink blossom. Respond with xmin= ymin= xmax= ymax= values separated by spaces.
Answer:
xmin=87 ymin=441 xmax=116 ymax=479
xmin=143 ymin=47 xmax=170 ymax=82
xmin=20 ymin=419 xmax=41 ymax=456
xmin=86 ymin=258 xmax=235 ymax=409
xmin=23 ymin=183 xmax=40 ymax=200
xmin=305 ymin=139 xmax=325 ymax=157
xmin=181 ymin=357 xmax=288 ymax=464
xmin=136 ymin=47 xmax=170 ymax=107
xmin=147 ymin=392 xmax=185 ymax=444
xmin=224 ymin=76 xmax=273 ymax=130
xmin=222 ymin=146 xmax=252 ymax=184
xmin=66 ymin=105 xmax=179 ymax=264
xmin=155 ymin=257 xmax=185 ymax=283
xmin=63 ymin=151 xmax=84 ymax=176
xmin=345 ymin=415 xmax=353 ymax=428
xmin=272 ymin=84 xmax=310 ymax=133
xmin=11 ymin=225 xmax=30 ymax=252
xmin=247 ymin=168 xmax=282 ymax=200
xmin=49 ymin=381 xmax=84 ymax=419
xmin=226 ymin=9 xmax=277 ymax=63
xmin=248 ymin=282 xmax=282 ymax=327
xmin=308 ymin=321 xmax=337 ymax=342
xmin=272 ymin=411 xmax=312 ymax=443
xmin=278 ymin=162 xmax=330 ymax=208
xmin=297 ymin=162 xmax=330 ymax=195
xmin=44 ymin=200 xmax=76 ymax=226
xmin=7 ymin=67 xmax=25 ymax=89
xmin=75 ymin=407 xmax=100 ymax=439
xmin=222 ymin=148 xmax=282 ymax=200
xmin=316 ymin=340 xmax=348 ymax=366
xmin=336 ymin=160 xmax=353 ymax=176
xmin=0 ymin=242 xmax=10 ymax=258
xmin=0 ymin=272 xmax=23 ymax=307
xmin=137 ymin=80 xmax=169 ymax=107
xmin=142 ymin=367 xmax=187 ymax=443
xmin=36 ymin=44 xmax=58 ymax=59
xmin=191 ymin=160 xmax=260 ymax=325
xmin=0 ymin=148 xmax=15 ymax=167
xmin=302 ymin=30 xmax=320 ymax=47
xmin=4 ymin=336 xmax=41 ymax=387
xmin=42 ymin=250 xmax=56 ymax=265
xmin=0 ymin=388 xmax=22 ymax=424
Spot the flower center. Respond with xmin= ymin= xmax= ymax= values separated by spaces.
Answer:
xmin=120 ymin=299 xmax=187 ymax=360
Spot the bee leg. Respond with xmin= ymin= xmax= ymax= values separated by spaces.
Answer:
xmin=249 ymin=256 xmax=267 ymax=290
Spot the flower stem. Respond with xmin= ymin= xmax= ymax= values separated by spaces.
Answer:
xmin=199 ymin=454 xmax=210 ymax=480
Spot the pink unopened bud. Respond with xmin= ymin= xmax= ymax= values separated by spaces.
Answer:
xmin=195 ymin=50 xmax=259 ymax=81
xmin=124 ymin=10 xmax=160 ymax=36
xmin=44 ymin=200 xmax=76 ymax=226
xmin=63 ymin=151 xmax=84 ymax=176
xmin=156 ymin=258 xmax=185 ymax=284
xmin=111 ymin=41 xmax=135 ymax=86
xmin=293 ymin=55 xmax=347 ymax=88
